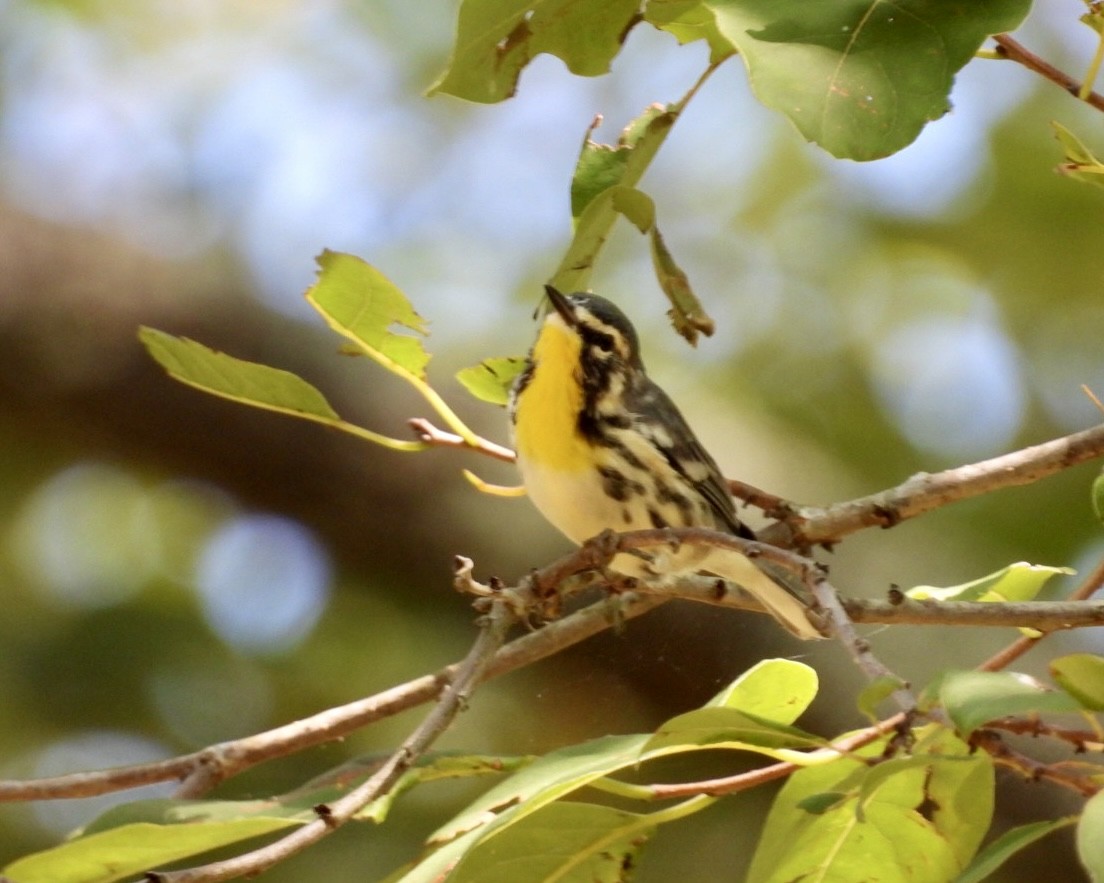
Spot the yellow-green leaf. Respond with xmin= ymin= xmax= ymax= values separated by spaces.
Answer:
xmin=3 ymin=818 xmax=300 ymax=883
xmin=456 ymin=356 xmax=527 ymax=406
xmin=906 ymin=562 xmax=1073 ymax=602
xmin=306 ymin=250 xmax=431 ymax=380
xmin=428 ymin=0 xmax=641 ymax=104
xmin=139 ymin=327 xmax=340 ymax=421
xmin=1050 ymin=653 xmax=1104 ymax=711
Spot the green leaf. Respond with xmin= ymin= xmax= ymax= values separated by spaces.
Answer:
xmin=645 ymin=706 xmax=822 ymax=756
xmin=706 ymin=658 xmax=819 ymax=724
xmin=1078 ymin=790 xmax=1104 ymax=883
xmin=305 ymin=250 xmax=430 ymax=380
xmin=645 ymin=0 xmax=737 ymax=63
xmin=648 ymin=659 xmax=822 ymax=758
xmin=551 ymin=184 xmax=658 ymax=295
xmin=939 ymin=670 xmax=1083 ymax=735
xmin=139 ymin=327 xmax=340 ymax=421
xmin=705 ymin=0 xmax=1032 ymax=160
xmin=1054 ymin=121 xmax=1104 ymax=190
xmin=1050 ymin=653 xmax=1104 ymax=711
xmin=428 ymin=0 xmax=641 ymax=104
xmin=1 ymin=755 xmax=527 ymax=883
xmin=447 ymin=801 xmax=655 ymax=883
xmin=796 ymin=791 xmax=851 ymax=815
xmin=570 ymin=106 xmax=673 ymax=221
xmin=553 ymin=103 xmax=676 ymax=294
xmin=455 ymin=356 xmax=527 ymax=406
xmin=748 ymin=726 xmax=990 ymax=883
xmin=2 ymin=816 xmax=301 ymax=883
xmin=906 ymin=562 xmax=1074 ymax=602
xmin=956 ymin=817 xmax=1077 ymax=883
xmin=429 ymin=734 xmax=653 ymax=846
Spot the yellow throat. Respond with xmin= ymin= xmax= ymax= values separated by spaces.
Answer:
xmin=512 ymin=319 xmax=592 ymax=472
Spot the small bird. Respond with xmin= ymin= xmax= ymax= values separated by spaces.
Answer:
xmin=508 ymin=286 xmax=820 ymax=639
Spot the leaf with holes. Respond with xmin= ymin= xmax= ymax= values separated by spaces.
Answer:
xmin=429 ymin=0 xmax=642 ymax=103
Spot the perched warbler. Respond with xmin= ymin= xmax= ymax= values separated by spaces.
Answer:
xmin=508 ymin=286 xmax=820 ymax=640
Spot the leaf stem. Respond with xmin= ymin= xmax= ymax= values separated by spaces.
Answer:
xmin=1082 ymin=20 xmax=1104 ymax=101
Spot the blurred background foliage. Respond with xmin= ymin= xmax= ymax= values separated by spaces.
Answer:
xmin=0 ymin=0 xmax=1102 ymax=879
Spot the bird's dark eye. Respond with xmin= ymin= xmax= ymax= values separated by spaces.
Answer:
xmin=595 ymin=335 xmax=614 ymax=352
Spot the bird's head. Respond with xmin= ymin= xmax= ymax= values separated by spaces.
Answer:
xmin=540 ymin=285 xmax=643 ymax=371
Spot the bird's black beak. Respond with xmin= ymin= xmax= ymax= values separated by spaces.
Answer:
xmin=544 ymin=285 xmax=577 ymax=328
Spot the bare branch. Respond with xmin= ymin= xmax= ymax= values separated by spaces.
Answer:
xmin=4 ymin=510 xmax=1103 ymax=808
xmin=992 ymin=34 xmax=1104 ymax=113
xmin=0 ymin=590 xmax=666 ymax=804
xmin=150 ymin=598 xmax=515 ymax=882
xmin=761 ymin=422 xmax=1104 ymax=547
xmin=971 ymin=729 xmax=1101 ymax=798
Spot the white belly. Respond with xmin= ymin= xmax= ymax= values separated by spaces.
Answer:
xmin=517 ymin=456 xmax=632 ymax=544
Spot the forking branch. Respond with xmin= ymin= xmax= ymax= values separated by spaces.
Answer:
xmin=4 ymin=414 xmax=1104 ymax=810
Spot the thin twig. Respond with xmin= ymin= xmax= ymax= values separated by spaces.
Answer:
xmin=637 ymin=574 xmax=1104 ymax=631
xmin=991 ymin=34 xmax=1104 ymax=113
xmin=4 ymin=533 xmax=1104 ymax=805
xmin=985 ymin=717 xmax=1104 ymax=751
xmin=0 ymin=591 xmax=667 ymax=804
xmin=971 ymin=729 xmax=1102 ymax=798
xmin=408 ymin=417 xmax=516 ymax=462
xmin=149 ymin=598 xmax=515 ymax=882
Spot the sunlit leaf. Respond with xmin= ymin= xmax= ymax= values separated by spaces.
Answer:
xmin=428 ymin=734 xmax=652 ymax=846
xmin=644 ymin=706 xmax=821 ymax=756
xmin=1050 ymin=653 xmax=1104 ymax=711
xmin=705 ymin=0 xmax=1032 ymax=160
xmin=1 ymin=754 xmax=530 ymax=883
xmin=748 ymin=740 xmax=954 ymax=882
xmin=957 ymin=817 xmax=1077 ymax=883
xmin=706 ymin=658 xmax=818 ymax=724
xmin=139 ymin=327 xmax=340 ymax=421
xmin=2 ymin=815 xmax=301 ymax=883
xmin=939 ymin=670 xmax=1082 ymax=735
xmin=455 ymin=356 xmax=527 ymax=406
xmin=305 ymin=250 xmax=431 ymax=380
xmin=748 ymin=726 xmax=990 ymax=883
xmin=906 ymin=562 xmax=1073 ymax=602
xmin=429 ymin=0 xmax=641 ymax=103
xmin=447 ymin=801 xmax=655 ymax=883
xmin=1078 ymin=790 xmax=1104 ymax=882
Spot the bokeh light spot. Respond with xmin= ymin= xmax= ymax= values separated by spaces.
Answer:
xmin=10 ymin=462 xmax=156 ymax=609
xmin=870 ymin=315 xmax=1025 ymax=460
xmin=194 ymin=513 xmax=332 ymax=655
xmin=23 ymin=731 xmax=173 ymax=837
